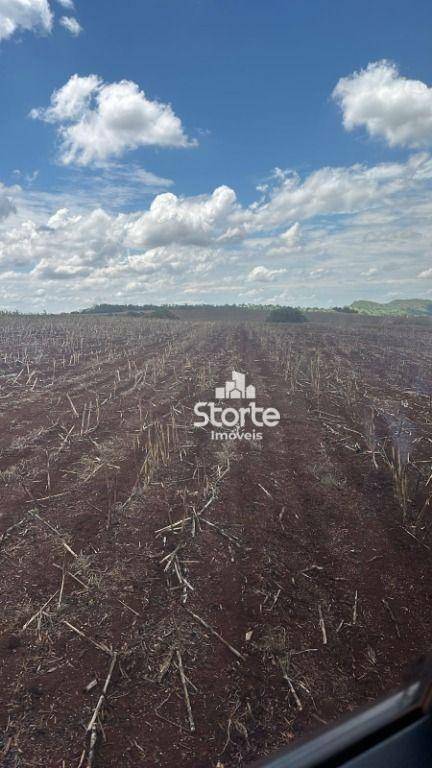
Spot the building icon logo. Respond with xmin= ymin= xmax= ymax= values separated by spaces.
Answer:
xmin=215 ymin=371 xmax=256 ymax=400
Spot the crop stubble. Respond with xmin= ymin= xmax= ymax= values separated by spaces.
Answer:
xmin=0 ymin=313 xmax=431 ymax=767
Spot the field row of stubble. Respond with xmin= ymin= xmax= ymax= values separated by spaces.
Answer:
xmin=0 ymin=313 xmax=431 ymax=768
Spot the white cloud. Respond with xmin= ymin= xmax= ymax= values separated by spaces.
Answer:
xmin=279 ymin=222 xmax=300 ymax=246
xmin=3 ymin=209 xmax=136 ymax=291
xmin=31 ymin=74 xmax=196 ymax=166
xmin=249 ymin=152 xmax=432 ymax=230
xmin=59 ymin=14 xmax=81 ymax=35
xmin=1 ymin=150 xmax=432 ymax=310
xmin=0 ymin=0 xmax=84 ymax=43
xmin=309 ymin=266 xmax=330 ymax=278
xmin=247 ymin=265 xmax=287 ymax=282
xmin=33 ymin=258 xmax=90 ymax=280
xmin=0 ymin=190 xmax=235 ymax=281
xmin=0 ymin=182 xmax=17 ymax=219
xmin=0 ymin=0 xmax=53 ymax=41
xmin=31 ymin=74 xmax=99 ymax=123
xmin=333 ymin=61 xmax=432 ymax=148
xmin=125 ymin=186 xmax=237 ymax=248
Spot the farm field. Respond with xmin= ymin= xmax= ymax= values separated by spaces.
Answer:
xmin=0 ymin=312 xmax=432 ymax=768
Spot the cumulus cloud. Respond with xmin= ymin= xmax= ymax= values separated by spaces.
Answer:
xmin=125 ymin=186 xmax=237 ymax=249
xmin=31 ymin=74 xmax=99 ymax=123
xmin=0 ymin=0 xmax=53 ymax=41
xmin=0 ymin=0 xmax=84 ymax=43
xmin=0 ymin=209 xmax=112 ymax=273
xmin=59 ymin=14 xmax=81 ymax=35
xmin=31 ymin=74 xmax=196 ymax=166
xmin=0 ymin=188 xmax=237 ymax=279
xmin=333 ymin=61 xmax=432 ymax=148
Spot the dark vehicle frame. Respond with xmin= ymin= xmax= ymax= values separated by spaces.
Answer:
xmin=252 ymin=657 xmax=432 ymax=768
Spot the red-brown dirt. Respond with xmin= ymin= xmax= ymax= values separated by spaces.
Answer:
xmin=0 ymin=313 xmax=431 ymax=767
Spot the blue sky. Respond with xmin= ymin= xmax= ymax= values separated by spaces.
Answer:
xmin=0 ymin=0 xmax=432 ymax=310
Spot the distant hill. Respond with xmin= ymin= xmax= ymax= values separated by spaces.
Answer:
xmin=351 ymin=299 xmax=432 ymax=317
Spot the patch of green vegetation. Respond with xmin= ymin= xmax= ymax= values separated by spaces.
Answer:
xmin=351 ymin=299 xmax=432 ymax=317
xmin=266 ymin=306 xmax=307 ymax=323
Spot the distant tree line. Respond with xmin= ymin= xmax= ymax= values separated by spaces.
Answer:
xmin=78 ymin=302 xmax=293 ymax=314
xmin=80 ymin=303 xmax=156 ymax=314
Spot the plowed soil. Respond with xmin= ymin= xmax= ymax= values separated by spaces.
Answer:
xmin=0 ymin=313 xmax=431 ymax=767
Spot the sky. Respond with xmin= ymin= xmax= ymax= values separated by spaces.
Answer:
xmin=0 ymin=0 xmax=432 ymax=311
